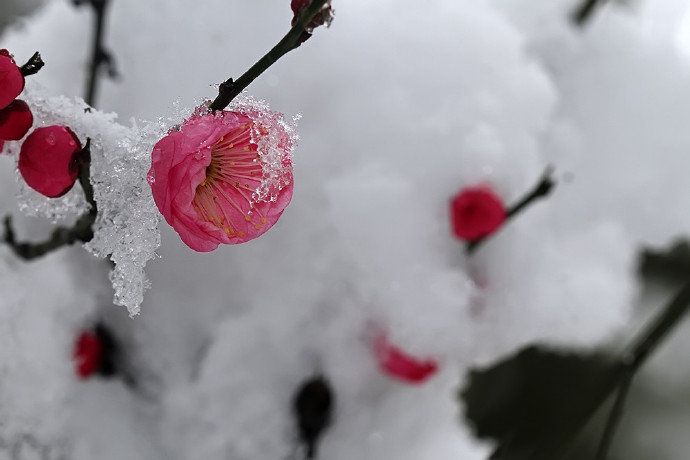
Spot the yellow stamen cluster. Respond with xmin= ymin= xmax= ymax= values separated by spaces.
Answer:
xmin=192 ymin=123 xmax=268 ymax=237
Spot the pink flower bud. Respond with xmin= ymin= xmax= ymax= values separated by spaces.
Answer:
xmin=18 ymin=126 xmax=82 ymax=198
xmin=450 ymin=186 xmax=506 ymax=242
xmin=73 ymin=331 xmax=103 ymax=379
xmin=291 ymin=0 xmax=333 ymax=42
xmin=0 ymin=49 xmax=25 ymax=110
xmin=374 ymin=333 xmax=439 ymax=385
xmin=0 ymin=99 xmax=33 ymax=141
xmin=148 ymin=110 xmax=294 ymax=252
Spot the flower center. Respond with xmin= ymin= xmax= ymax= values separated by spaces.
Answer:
xmin=192 ymin=122 xmax=268 ymax=238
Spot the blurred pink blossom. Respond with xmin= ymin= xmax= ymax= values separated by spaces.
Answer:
xmin=374 ymin=333 xmax=439 ymax=385
xmin=450 ymin=186 xmax=506 ymax=242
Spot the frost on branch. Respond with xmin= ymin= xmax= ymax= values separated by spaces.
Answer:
xmin=16 ymin=83 xmax=161 ymax=315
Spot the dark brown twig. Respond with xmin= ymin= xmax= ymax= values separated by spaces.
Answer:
xmin=75 ymin=0 xmax=117 ymax=106
xmin=572 ymin=0 xmax=607 ymax=26
xmin=209 ymin=0 xmax=330 ymax=111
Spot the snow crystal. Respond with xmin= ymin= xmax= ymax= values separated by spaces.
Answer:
xmin=17 ymin=178 xmax=89 ymax=223
xmin=231 ymin=94 xmax=299 ymax=203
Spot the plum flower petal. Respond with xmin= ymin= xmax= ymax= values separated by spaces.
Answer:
xmin=18 ymin=126 xmax=82 ymax=198
xmin=73 ymin=331 xmax=102 ymax=379
xmin=0 ymin=49 xmax=24 ymax=110
xmin=374 ymin=333 xmax=439 ymax=385
xmin=148 ymin=109 xmax=295 ymax=252
xmin=450 ymin=186 xmax=506 ymax=242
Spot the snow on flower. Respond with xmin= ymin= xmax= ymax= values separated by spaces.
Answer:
xmin=148 ymin=108 xmax=295 ymax=252
xmin=450 ymin=186 xmax=506 ymax=242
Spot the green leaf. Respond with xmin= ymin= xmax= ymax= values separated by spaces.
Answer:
xmin=640 ymin=239 xmax=690 ymax=281
xmin=460 ymin=345 xmax=625 ymax=460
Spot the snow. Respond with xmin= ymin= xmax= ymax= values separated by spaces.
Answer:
xmin=12 ymin=84 xmax=163 ymax=315
xmin=0 ymin=0 xmax=688 ymax=458
xmin=0 ymin=246 xmax=98 ymax=456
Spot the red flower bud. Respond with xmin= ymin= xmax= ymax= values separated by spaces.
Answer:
xmin=450 ymin=186 xmax=506 ymax=242
xmin=0 ymin=100 xmax=33 ymax=141
xmin=374 ymin=333 xmax=439 ymax=385
xmin=291 ymin=0 xmax=308 ymax=12
xmin=18 ymin=126 xmax=82 ymax=198
xmin=73 ymin=331 xmax=103 ymax=379
xmin=0 ymin=49 xmax=25 ymax=110
xmin=291 ymin=0 xmax=333 ymax=42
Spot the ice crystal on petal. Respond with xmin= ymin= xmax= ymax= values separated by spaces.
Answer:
xmin=229 ymin=94 xmax=298 ymax=203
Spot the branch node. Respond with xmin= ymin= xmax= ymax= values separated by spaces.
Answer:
xmin=19 ymin=52 xmax=45 ymax=77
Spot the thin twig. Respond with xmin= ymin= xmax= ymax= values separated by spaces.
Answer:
xmin=209 ymin=0 xmax=330 ymax=111
xmin=2 ymin=213 xmax=95 ymax=261
xmin=595 ymin=280 xmax=690 ymax=459
xmin=77 ymin=139 xmax=97 ymax=209
xmin=572 ymin=0 xmax=607 ymax=26
xmin=466 ymin=167 xmax=556 ymax=255
xmin=627 ymin=280 xmax=690 ymax=371
xmin=2 ymin=141 xmax=97 ymax=260
xmin=79 ymin=0 xmax=116 ymax=106
xmin=595 ymin=372 xmax=633 ymax=460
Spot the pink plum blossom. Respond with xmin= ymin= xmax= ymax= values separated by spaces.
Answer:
xmin=148 ymin=110 xmax=294 ymax=252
